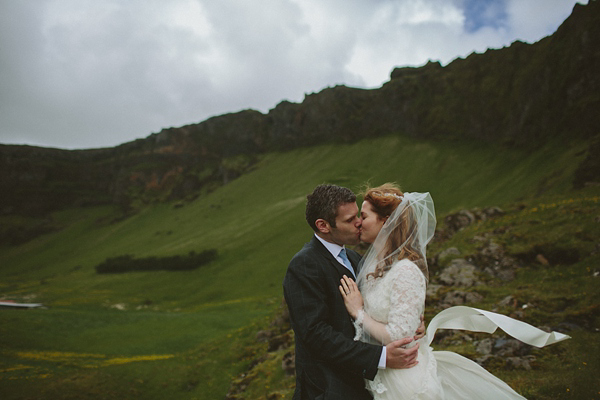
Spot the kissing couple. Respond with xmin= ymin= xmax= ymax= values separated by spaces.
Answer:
xmin=283 ymin=183 xmax=569 ymax=399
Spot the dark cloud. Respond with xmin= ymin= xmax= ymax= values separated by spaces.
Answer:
xmin=0 ymin=0 xmax=586 ymax=149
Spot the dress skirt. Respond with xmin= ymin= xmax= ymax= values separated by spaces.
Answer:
xmin=366 ymin=306 xmax=569 ymax=400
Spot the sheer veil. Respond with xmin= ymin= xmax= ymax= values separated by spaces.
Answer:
xmin=357 ymin=192 xmax=436 ymax=288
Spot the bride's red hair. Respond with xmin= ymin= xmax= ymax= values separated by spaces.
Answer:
xmin=363 ymin=183 xmax=425 ymax=280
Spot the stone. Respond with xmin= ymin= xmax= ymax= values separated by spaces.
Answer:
xmin=464 ymin=292 xmax=484 ymax=304
xmin=494 ymin=338 xmax=528 ymax=357
xmin=484 ymin=207 xmax=505 ymax=218
xmin=426 ymin=284 xmax=442 ymax=297
xmin=282 ymin=351 xmax=295 ymax=376
xmin=476 ymin=338 xmax=493 ymax=355
xmin=480 ymin=241 xmax=504 ymax=259
xmin=476 ymin=240 xmax=519 ymax=282
xmin=268 ymin=331 xmax=292 ymax=352
xmin=438 ymin=259 xmax=480 ymax=287
xmin=536 ymin=254 xmax=550 ymax=265
xmin=440 ymin=290 xmax=483 ymax=308
xmin=441 ymin=291 xmax=467 ymax=306
xmin=495 ymin=268 xmax=516 ymax=281
xmin=497 ymin=295 xmax=516 ymax=308
xmin=437 ymin=247 xmax=461 ymax=260
xmin=444 ymin=210 xmax=476 ymax=233
xmin=255 ymin=330 xmax=272 ymax=343
xmin=474 ymin=354 xmax=496 ymax=366
xmin=505 ymin=356 xmax=536 ymax=370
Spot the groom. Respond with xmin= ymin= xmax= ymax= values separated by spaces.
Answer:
xmin=283 ymin=184 xmax=420 ymax=400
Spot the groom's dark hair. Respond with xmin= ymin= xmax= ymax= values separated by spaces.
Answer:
xmin=306 ymin=184 xmax=356 ymax=231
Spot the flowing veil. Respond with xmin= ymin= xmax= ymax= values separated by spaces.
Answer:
xmin=357 ymin=192 xmax=436 ymax=287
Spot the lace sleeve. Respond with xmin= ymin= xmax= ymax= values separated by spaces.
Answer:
xmin=385 ymin=261 xmax=426 ymax=341
xmin=353 ymin=309 xmax=365 ymax=341
xmin=357 ymin=260 xmax=426 ymax=345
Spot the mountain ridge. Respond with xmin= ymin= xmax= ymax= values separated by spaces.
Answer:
xmin=1 ymin=1 xmax=598 ymax=217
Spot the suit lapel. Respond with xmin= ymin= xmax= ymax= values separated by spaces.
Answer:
xmin=310 ymin=236 xmax=358 ymax=279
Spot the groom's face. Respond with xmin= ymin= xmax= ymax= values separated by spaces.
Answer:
xmin=328 ymin=202 xmax=362 ymax=246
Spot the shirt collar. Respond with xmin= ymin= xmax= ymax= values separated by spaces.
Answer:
xmin=314 ymin=233 xmax=345 ymax=259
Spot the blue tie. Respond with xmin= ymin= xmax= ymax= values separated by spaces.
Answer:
xmin=338 ymin=248 xmax=355 ymax=277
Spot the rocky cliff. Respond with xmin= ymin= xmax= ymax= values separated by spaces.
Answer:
xmin=1 ymin=1 xmax=598 ymax=217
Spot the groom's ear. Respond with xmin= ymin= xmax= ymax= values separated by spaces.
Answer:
xmin=315 ymin=219 xmax=331 ymax=234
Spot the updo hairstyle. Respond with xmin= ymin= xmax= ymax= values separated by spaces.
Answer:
xmin=363 ymin=183 xmax=425 ymax=281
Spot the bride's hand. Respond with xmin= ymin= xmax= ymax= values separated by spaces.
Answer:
xmin=339 ymin=275 xmax=363 ymax=319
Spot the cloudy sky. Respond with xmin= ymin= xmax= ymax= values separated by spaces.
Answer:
xmin=0 ymin=0 xmax=588 ymax=150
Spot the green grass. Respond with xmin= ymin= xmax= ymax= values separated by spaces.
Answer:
xmin=0 ymin=304 xmax=277 ymax=399
xmin=429 ymin=189 xmax=600 ymax=399
xmin=0 ymin=135 xmax=594 ymax=399
xmin=236 ymin=187 xmax=600 ymax=400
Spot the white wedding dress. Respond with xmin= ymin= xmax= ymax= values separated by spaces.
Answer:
xmin=355 ymin=259 xmax=569 ymax=400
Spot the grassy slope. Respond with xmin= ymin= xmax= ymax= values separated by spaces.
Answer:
xmin=238 ymin=186 xmax=600 ymax=400
xmin=428 ymin=189 xmax=600 ymax=400
xmin=0 ymin=135 xmax=592 ymax=399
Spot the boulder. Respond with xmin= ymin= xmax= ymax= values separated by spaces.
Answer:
xmin=436 ymin=247 xmax=461 ymax=264
xmin=475 ymin=338 xmax=494 ymax=355
xmin=440 ymin=290 xmax=484 ymax=308
xmin=477 ymin=241 xmax=519 ymax=282
xmin=438 ymin=259 xmax=481 ymax=287
xmin=282 ymin=351 xmax=295 ymax=376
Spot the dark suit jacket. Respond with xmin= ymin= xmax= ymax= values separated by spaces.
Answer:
xmin=283 ymin=236 xmax=382 ymax=400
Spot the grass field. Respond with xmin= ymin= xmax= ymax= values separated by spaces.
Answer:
xmin=226 ymin=187 xmax=600 ymax=400
xmin=0 ymin=135 xmax=596 ymax=399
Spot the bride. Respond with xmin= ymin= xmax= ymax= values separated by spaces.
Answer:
xmin=339 ymin=183 xmax=569 ymax=399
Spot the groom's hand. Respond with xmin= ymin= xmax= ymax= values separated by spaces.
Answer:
xmin=414 ymin=315 xmax=426 ymax=340
xmin=385 ymin=338 xmax=419 ymax=369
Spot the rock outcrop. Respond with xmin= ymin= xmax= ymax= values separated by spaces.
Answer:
xmin=1 ymin=1 xmax=598 ymax=218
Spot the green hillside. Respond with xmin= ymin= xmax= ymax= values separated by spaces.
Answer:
xmin=0 ymin=135 xmax=596 ymax=399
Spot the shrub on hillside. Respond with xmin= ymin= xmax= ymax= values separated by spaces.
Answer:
xmin=95 ymin=249 xmax=217 ymax=274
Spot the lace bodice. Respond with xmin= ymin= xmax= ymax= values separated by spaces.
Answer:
xmin=358 ymin=259 xmax=426 ymax=344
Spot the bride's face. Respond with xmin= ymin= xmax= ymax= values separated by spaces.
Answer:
xmin=360 ymin=201 xmax=386 ymax=244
